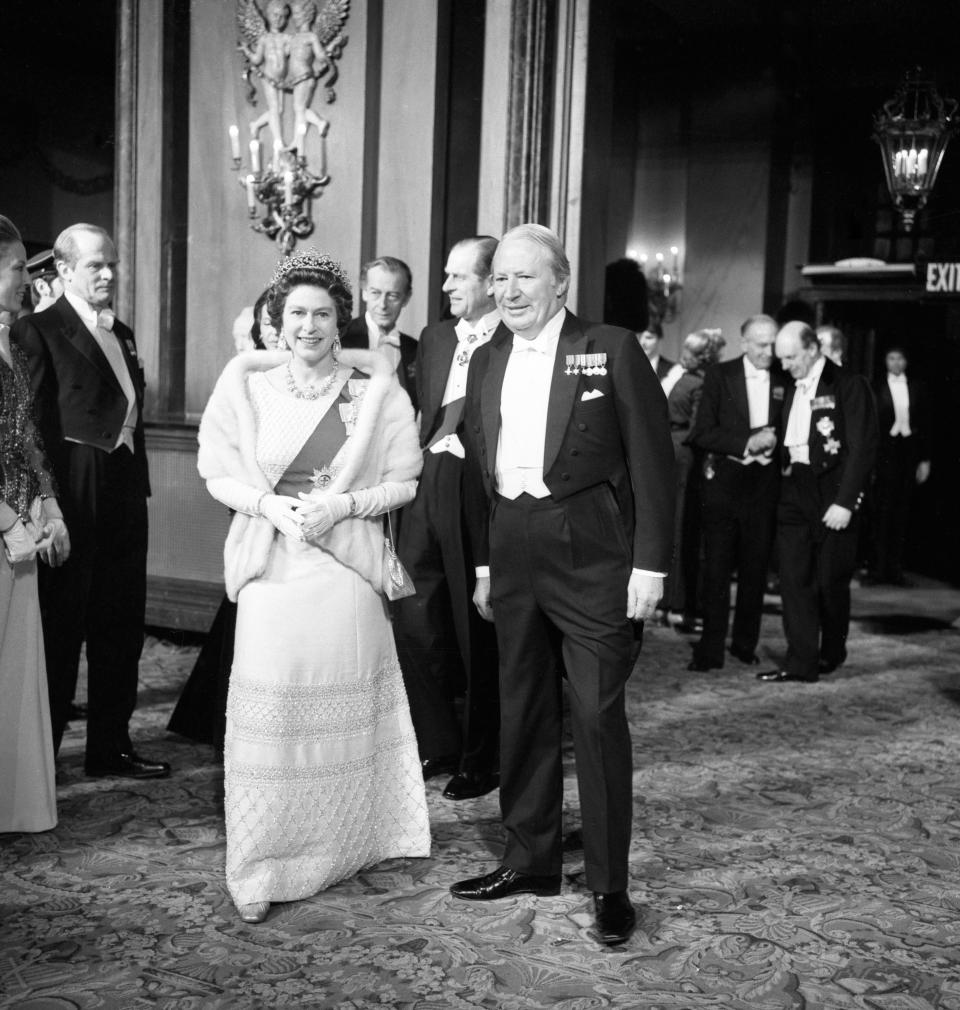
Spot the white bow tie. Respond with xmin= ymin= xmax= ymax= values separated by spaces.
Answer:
xmin=97 ymin=309 xmax=115 ymax=332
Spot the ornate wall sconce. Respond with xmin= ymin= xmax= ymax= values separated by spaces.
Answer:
xmin=229 ymin=124 xmax=330 ymax=255
xmin=633 ymin=246 xmax=683 ymax=325
xmin=873 ymin=68 xmax=957 ymax=231
xmin=230 ymin=0 xmax=350 ymax=253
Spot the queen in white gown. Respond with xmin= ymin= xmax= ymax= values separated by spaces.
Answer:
xmin=197 ymin=250 xmax=430 ymax=922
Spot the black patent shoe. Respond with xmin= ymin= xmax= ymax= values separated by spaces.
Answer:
xmin=443 ymin=771 xmax=499 ymax=800
xmin=421 ymin=755 xmax=459 ymax=780
xmin=756 ymin=669 xmax=819 ymax=684
xmin=593 ymin=890 xmax=636 ymax=945
xmin=85 ymin=751 xmax=171 ymax=779
xmin=450 ymin=865 xmax=562 ymax=901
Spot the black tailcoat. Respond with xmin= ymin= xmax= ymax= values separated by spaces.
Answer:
xmin=341 ymin=316 xmax=418 ymax=414
xmin=777 ymin=358 xmax=877 ymax=677
xmin=462 ymin=310 xmax=674 ymax=892
xmin=391 ymin=319 xmax=499 ymax=772
xmin=690 ymin=356 xmax=786 ymax=664
xmin=11 ymin=296 xmax=150 ymax=762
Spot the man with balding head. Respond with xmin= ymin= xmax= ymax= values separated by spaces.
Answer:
xmin=688 ymin=314 xmax=786 ymax=671
xmin=758 ymin=321 xmax=877 ymax=684
xmin=393 ymin=236 xmax=501 ymax=802
xmin=453 ymin=223 xmax=675 ymax=946
xmin=11 ymin=223 xmax=168 ymax=779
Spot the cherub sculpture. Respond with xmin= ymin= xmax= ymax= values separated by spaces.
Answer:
xmin=239 ymin=0 xmax=291 ymax=146
xmin=237 ymin=0 xmax=349 ymax=150
xmin=288 ymin=0 xmax=331 ymax=144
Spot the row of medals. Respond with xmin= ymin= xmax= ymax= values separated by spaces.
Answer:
xmin=566 ymin=353 xmax=607 ymax=376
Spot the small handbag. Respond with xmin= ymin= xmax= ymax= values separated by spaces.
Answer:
xmin=2 ymin=496 xmax=43 ymax=565
xmin=382 ymin=510 xmax=415 ymax=600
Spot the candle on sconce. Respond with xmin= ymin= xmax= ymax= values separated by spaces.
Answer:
xmin=906 ymin=147 xmax=918 ymax=178
xmin=319 ymin=132 xmax=327 ymax=179
xmin=917 ymin=147 xmax=929 ymax=176
xmin=295 ymin=123 xmax=307 ymax=157
xmin=655 ymin=252 xmax=664 ymax=279
xmin=245 ymin=174 xmax=257 ymax=214
xmin=229 ymin=125 xmax=241 ymax=162
xmin=249 ymin=139 xmax=261 ymax=174
xmin=284 ymin=170 xmax=294 ymax=207
xmin=639 ymin=252 xmax=648 ymax=265
xmin=273 ymin=139 xmax=283 ymax=172
xmin=670 ymin=245 xmax=680 ymax=275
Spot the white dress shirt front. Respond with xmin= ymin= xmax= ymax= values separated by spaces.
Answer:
xmin=738 ymin=356 xmax=773 ymax=466
xmin=429 ymin=309 xmax=500 ymax=459
xmin=364 ymin=310 xmax=401 ymax=372
xmin=783 ymin=355 xmax=826 ymax=466
xmin=887 ymin=373 xmax=912 ymax=436
xmin=64 ymin=290 xmax=137 ymax=452
xmin=495 ymin=309 xmax=565 ymax=499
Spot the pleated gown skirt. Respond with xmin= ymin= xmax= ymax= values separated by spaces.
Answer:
xmin=224 ymin=535 xmax=430 ymax=905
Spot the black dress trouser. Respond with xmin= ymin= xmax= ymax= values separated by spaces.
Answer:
xmin=777 ymin=466 xmax=858 ymax=678
xmin=490 ymin=487 xmax=635 ymax=894
xmin=39 ymin=442 xmax=148 ymax=764
xmin=393 ymin=451 xmax=499 ymax=773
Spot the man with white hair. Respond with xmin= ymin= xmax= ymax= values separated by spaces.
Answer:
xmin=758 ymin=321 xmax=876 ymax=684
xmin=453 ymin=223 xmax=675 ymax=946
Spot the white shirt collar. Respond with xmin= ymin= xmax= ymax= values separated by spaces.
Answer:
xmin=510 ymin=307 xmax=566 ymax=354
xmin=64 ymin=289 xmax=100 ymax=328
xmin=743 ymin=356 xmax=769 ymax=380
xmin=455 ymin=307 xmax=500 ymax=343
xmin=888 ymin=371 xmax=907 ymax=383
xmin=365 ymin=310 xmax=399 ymax=342
xmin=796 ymin=354 xmax=826 ymax=395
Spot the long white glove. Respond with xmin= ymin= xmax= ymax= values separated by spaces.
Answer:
xmin=297 ymin=479 xmax=417 ymax=541
xmin=259 ymin=493 xmax=305 ymax=541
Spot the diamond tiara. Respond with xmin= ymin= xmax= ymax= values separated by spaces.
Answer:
xmin=270 ymin=248 xmax=351 ymax=291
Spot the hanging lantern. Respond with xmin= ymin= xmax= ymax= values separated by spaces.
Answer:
xmin=872 ymin=68 xmax=957 ymax=231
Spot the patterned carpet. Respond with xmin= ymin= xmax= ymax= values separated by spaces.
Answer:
xmin=2 ymin=579 xmax=960 ymax=1009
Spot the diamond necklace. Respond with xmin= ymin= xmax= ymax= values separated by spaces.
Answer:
xmin=286 ymin=361 xmax=339 ymax=400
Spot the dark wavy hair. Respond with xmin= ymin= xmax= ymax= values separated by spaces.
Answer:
xmin=250 ymin=288 xmax=270 ymax=350
xmin=266 ymin=264 xmax=353 ymax=334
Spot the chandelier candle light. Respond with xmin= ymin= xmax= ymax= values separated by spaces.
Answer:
xmin=228 ymin=121 xmax=331 ymax=255
xmin=873 ymin=68 xmax=957 ymax=232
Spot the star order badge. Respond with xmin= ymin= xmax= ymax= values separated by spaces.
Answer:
xmin=816 ymin=416 xmax=835 ymax=437
xmin=310 ymin=465 xmax=335 ymax=489
xmin=823 ymin=437 xmax=841 ymax=455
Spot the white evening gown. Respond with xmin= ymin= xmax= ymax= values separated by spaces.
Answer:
xmin=223 ymin=377 xmax=429 ymax=906
xmin=0 ymin=557 xmax=57 ymax=833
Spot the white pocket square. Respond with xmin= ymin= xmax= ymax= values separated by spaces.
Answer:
xmin=581 ymin=389 xmax=604 ymax=401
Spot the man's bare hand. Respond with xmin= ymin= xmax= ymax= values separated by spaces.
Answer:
xmin=473 ymin=575 xmax=493 ymax=622
xmin=627 ymin=572 xmax=662 ymax=622
xmin=822 ymin=504 xmax=852 ymax=530
xmin=745 ymin=428 xmax=776 ymax=457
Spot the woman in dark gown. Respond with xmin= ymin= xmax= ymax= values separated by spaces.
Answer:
xmin=167 ymin=290 xmax=276 ymax=750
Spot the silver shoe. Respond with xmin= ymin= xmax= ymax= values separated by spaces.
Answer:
xmin=237 ymin=901 xmax=270 ymax=923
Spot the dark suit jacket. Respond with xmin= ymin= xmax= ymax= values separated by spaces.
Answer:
xmin=654 ymin=355 xmax=675 ymax=381
xmin=691 ymin=355 xmax=787 ymax=459
xmin=462 ymin=310 xmax=675 ymax=572
xmin=780 ymin=358 xmax=877 ymax=513
xmin=10 ymin=297 xmax=150 ymax=497
xmin=415 ymin=319 xmax=460 ymax=448
xmin=874 ymin=373 xmax=929 ymax=461
xmin=342 ymin=316 xmax=418 ymax=414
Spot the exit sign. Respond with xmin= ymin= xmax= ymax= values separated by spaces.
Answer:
xmin=925 ymin=263 xmax=960 ymax=293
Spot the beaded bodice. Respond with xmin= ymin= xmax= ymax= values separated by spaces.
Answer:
xmin=0 ymin=340 xmax=56 ymax=518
